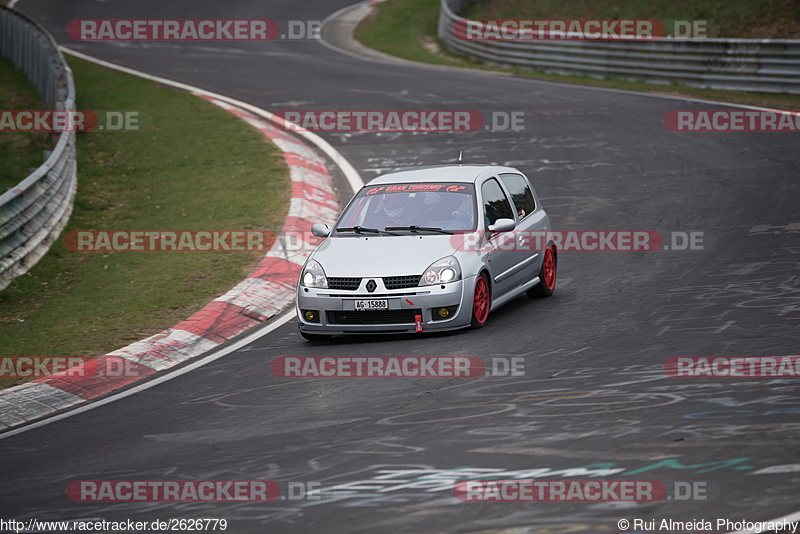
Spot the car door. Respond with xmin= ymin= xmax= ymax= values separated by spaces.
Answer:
xmin=498 ymin=172 xmax=549 ymax=288
xmin=479 ymin=177 xmax=519 ymax=301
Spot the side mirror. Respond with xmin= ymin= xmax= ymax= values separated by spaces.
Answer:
xmin=311 ymin=223 xmax=330 ymax=238
xmin=488 ymin=218 xmax=515 ymax=233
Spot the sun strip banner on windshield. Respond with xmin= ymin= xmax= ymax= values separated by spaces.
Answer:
xmin=362 ymin=183 xmax=472 ymax=196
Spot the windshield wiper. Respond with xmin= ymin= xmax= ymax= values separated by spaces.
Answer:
xmin=337 ymin=226 xmax=380 ymax=234
xmin=385 ymin=225 xmax=453 ymax=235
xmin=336 ymin=226 xmax=398 ymax=236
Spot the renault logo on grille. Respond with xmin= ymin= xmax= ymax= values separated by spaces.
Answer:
xmin=366 ymin=279 xmax=377 ymax=292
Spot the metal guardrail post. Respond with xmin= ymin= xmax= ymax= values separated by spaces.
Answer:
xmin=0 ymin=5 xmax=78 ymax=290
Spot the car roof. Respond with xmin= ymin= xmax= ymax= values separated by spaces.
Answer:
xmin=365 ymin=165 xmax=522 ymax=185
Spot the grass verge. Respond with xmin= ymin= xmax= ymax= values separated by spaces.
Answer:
xmin=0 ymin=55 xmax=52 ymax=192
xmin=354 ymin=0 xmax=800 ymax=111
xmin=0 ymin=54 xmax=290 ymax=390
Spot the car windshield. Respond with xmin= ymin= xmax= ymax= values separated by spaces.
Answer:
xmin=336 ymin=182 xmax=477 ymax=234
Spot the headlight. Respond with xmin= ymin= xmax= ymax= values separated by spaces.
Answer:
xmin=420 ymin=256 xmax=461 ymax=286
xmin=300 ymin=259 xmax=328 ymax=288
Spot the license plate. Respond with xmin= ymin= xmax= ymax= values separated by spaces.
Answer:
xmin=354 ymin=299 xmax=389 ymax=311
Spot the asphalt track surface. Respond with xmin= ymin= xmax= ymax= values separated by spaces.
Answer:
xmin=3 ymin=1 xmax=800 ymax=532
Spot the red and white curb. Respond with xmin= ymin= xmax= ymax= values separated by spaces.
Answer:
xmin=0 ymin=96 xmax=345 ymax=431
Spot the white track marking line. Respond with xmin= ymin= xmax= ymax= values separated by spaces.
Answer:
xmin=1 ymin=44 xmax=366 ymax=438
xmin=0 ymin=312 xmax=295 ymax=440
xmin=60 ymin=47 xmax=364 ymax=194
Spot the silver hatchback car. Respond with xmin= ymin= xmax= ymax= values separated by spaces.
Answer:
xmin=296 ymin=164 xmax=556 ymax=340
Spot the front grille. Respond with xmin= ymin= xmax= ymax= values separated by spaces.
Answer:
xmin=383 ymin=275 xmax=421 ymax=290
xmin=327 ymin=309 xmax=422 ymax=325
xmin=328 ymin=277 xmax=362 ymax=291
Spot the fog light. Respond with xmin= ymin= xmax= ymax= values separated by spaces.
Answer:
xmin=303 ymin=310 xmax=319 ymax=323
xmin=437 ymin=307 xmax=450 ymax=318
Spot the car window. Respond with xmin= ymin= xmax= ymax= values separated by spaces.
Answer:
xmin=499 ymin=173 xmax=535 ymax=219
xmin=481 ymin=178 xmax=514 ymax=228
xmin=336 ymin=182 xmax=476 ymax=233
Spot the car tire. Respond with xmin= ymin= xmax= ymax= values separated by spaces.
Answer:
xmin=527 ymin=243 xmax=556 ymax=298
xmin=470 ymin=273 xmax=491 ymax=329
xmin=300 ymin=330 xmax=333 ymax=342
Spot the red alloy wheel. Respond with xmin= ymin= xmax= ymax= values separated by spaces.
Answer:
xmin=472 ymin=274 xmax=489 ymax=326
xmin=542 ymin=245 xmax=555 ymax=290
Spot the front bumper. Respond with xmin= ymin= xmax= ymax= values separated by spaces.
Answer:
xmin=296 ymin=277 xmax=475 ymax=335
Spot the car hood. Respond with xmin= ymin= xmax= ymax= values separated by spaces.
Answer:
xmin=311 ymin=234 xmax=459 ymax=277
